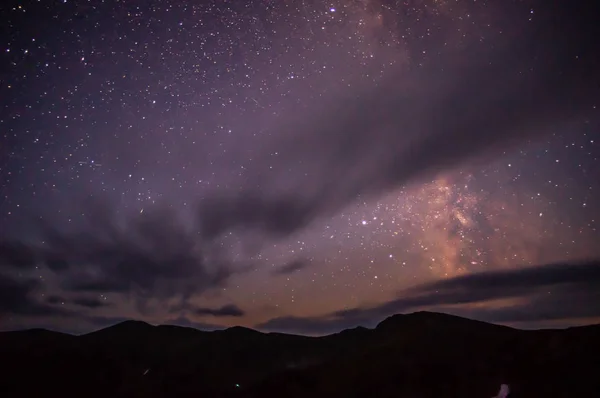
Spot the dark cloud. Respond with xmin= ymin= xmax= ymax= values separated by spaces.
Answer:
xmin=0 ymin=239 xmax=70 ymax=272
xmin=46 ymin=294 xmax=111 ymax=309
xmin=44 ymin=252 xmax=70 ymax=272
xmin=442 ymin=289 xmax=600 ymax=326
xmin=0 ymin=199 xmax=239 ymax=313
xmin=192 ymin=6 xmax=599 ymax=241
xmin=257 ymin=260 xmax=600 ymax=335
xmin=272 ymin=259 xmax=309 ymax=276
xmin=0 ymin=241 xmax=37 ymax=269
xmin=169 ymin=302 xmax=245 ymax=318
xmin=45 ymin=295 xmax=66 ymax=305
xmin=0 ymin=273 xmax=39 ymax=315
xmin=193 ymin=304 xmax=245 ymax=317
xmin=196 ymin=193 xmax=314 ymax=241
xmin=407 ymin=261 xmax=600 ymax=298
xmin=61 ymin=201 xmax=236 ymax=303
xmin=0 ymin=273 xmax=71 ymax=317
xmin=71 ymin=297 xmax=112 ymax=309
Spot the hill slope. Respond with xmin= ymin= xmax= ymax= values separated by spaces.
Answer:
xmin=1 ymin=312 xmax=598 ymax=397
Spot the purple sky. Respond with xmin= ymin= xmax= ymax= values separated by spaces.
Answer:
xmin=1 ymin=0 xmax=599 ymax=335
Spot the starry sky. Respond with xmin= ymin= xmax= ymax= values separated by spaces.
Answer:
xmin=1 ymin=0 xmax=599 ymax=335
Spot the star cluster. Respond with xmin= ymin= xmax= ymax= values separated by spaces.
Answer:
xmin=1 ymin=0 xmax=599 ymax=333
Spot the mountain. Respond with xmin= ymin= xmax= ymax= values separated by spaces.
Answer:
xmin=1 ymin=312 xmax=598 ymax=397
xmin=0 ymin=327 xmax=72 ymax=351
xmin=376 ymin=311 xmax=515 ymax=333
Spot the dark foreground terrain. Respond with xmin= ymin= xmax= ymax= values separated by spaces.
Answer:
xmin=1 ymin=312 xmax=599 ymax=397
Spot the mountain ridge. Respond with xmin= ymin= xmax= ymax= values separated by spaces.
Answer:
xmin=1 ymin=311 xmax=598 ymax=397
xmin=6 ymin=310 xmax=596 ymax=338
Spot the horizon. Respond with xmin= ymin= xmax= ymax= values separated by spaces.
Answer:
xmin=1 ymin=0 xmax=600 ymax=336
xmin=4 ymin=307 xmax=600 ymax=337
xmin=4 ymin=307 xmax=599 ymax=397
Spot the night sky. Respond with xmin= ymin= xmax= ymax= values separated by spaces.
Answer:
xmin=1 ymin=0 xmax=599 ymax=335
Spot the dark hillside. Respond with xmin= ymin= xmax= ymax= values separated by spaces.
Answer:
xmin=1 ymin=312 xmax=598 ymax=397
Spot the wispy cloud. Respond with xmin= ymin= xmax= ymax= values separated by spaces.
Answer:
xmin=258 ymin=260 xmax=600 ymax=334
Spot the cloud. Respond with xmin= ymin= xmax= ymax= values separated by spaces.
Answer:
xmin=192 ymin=7 xmax=599 ymax=241
xmin=71 ymin=297 xmax=112 ymax=309
xmin=46 ymin=294 xmax=111 ymax=309
xmin=0 ymin=4 xmax=597 ymax=332
xmin=0 ymin=273 xmax=72 ymax=317
xmin=257 ymin=260 xmax=600 ymax=335
xmin=65 ymin=201 xmax=236 ymax=302
xmin=0 ymin=198 xmax=240 ymax=315
xmin=0 ymin=241 xmax=37 ymax=269
xmin=46 ymin=295 xmax=66 ymax=305
xmin=192 ymin=304 xmax=245 ymax=317
xmin=272 ymin=259 xmax=309 ymax=276
xmin=169 ymin=302 xmax=245 ymax=317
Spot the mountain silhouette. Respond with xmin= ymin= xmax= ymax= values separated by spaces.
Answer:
xmin=1 ymin=312 xmax=598 ymax=397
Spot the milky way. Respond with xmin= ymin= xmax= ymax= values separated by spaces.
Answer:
xmin=1 ymin=0 xmax=599 ymax=334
